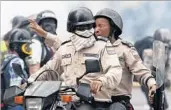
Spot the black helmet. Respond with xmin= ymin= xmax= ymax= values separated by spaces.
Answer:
xmin=36 ymin=10 xmax=57 ymax=27
xmin=67 ymin=7 xmax=95 ymax=32
xmin=11 ymin=16 xmax=26 ymax=28
xmin=17 ymin=17 xmax=29 ymax=28
xmin=9 ymin=29 xmax=32 ymax=58
xmin=94 ymin=8 xmax=123 ymax=36
xmin=9 ymin=29 xmax=31 ymax=44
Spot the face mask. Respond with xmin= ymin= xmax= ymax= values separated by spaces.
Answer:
xmin=75 ymin=28 xmax=94 ymax=38
xmin=71 ymin=28 xmax=96 ymax=51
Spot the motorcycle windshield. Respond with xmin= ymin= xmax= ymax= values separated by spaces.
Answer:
xmin=24 ymin=81 xmax=61 ymax=97
xmin=153 ymin=40 xmax=166 ymax=88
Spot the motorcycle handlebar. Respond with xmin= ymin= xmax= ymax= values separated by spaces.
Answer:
xmin=34 ymin=69 xmax=60 ymax=81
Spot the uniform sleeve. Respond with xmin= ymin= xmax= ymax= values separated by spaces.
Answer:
xmin=44 ymin=32 xmax=62 ymax=51
xmin=124 ymin=47 xmax=156 ymax=88
xmin=28 ymin=50 xmax=63 ymax=81
xmin=98 ymin=47 xmax=122 ymax=89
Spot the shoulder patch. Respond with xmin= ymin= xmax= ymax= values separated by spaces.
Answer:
xmin=61 ymin=40 xmax=71 ymax=45
xmin=62 ymin=54 xmax=71 ymax=59
xmin=121 ymin=40 xmax=134 ymax=47
xmin=130 ymin=47 xmax=141 ymax=60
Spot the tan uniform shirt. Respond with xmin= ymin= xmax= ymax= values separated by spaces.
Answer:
xmin=29 ymin=39 xmax=122 ymax=102
xmin=44 ymin=32 xmax=62 ymax=51
xmin=109 ymin=39 xmax=156 ymax=97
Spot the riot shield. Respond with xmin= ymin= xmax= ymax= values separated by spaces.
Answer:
xmin=152 ymin=40 xmax=166 ymax=110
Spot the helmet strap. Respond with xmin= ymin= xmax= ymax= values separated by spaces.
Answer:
xmin=108 ymin=27 xmax=117 ymax=44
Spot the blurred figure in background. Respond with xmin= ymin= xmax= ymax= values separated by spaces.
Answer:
xmin=1 ymin=16 xmax=27 ymax=63
xmin=134 ymin=36 xmax=154 ymax=70
xmin=1 ymin=29 xmax=31 ymax=110
xmin=134 ymin=36 xmax=156 ymax=110
xmin=0 ymin=31 xmax=11 ymax=62
xmin=26 ymin=10 xmax=58 ymax=75
xmin=134 ymin=31 xmax=170 ymax=109
xmin=16 ymin=17 xmax=35 ymax=37
xmin=11 ymin=16 xmax=26 ymax=29
xmin=153 ymin=28 xmax=171 ymax=110
xmin=10 ymin=16 xmax=40 ymax=76
xmin=153 ymin=28 xmax=171 ymax=89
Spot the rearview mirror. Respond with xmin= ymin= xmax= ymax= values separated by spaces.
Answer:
xmin=12 ymin=63 xmax=27 ymax=83
xmin=3 ymin=86 xmax=24 ymax=106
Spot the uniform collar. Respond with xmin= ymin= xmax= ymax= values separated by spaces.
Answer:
xmin=106 ymin=40 xmax=113 ymax=47
xmin=112 ymin=38 xmax=122 ymax=47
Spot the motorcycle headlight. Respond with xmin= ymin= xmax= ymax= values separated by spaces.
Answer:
xmin=26 ymin=98 xmax=42 ymax=110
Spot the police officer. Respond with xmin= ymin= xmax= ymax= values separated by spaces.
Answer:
xmin=153 ymin=28 xmax=171 ymax=109
xmin=29 ymin=7 xmax=122 ymax=110
xmin=134 ymin=36 xmax=155 ymax=110
xmin=28 ymin=18 xmax=61 ymax=52
xmin=26 ymin=10 xmax=58 ymax=75
xmin=153 ymin=29 xmax=171 ymax=84
xmin=94 ymin=8 xmax=157 ymax=110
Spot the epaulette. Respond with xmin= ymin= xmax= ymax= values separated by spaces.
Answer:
xmin=97 ymin=36 xmax=108 ymax=42
xmin=121 ymin=40 xmax=134 ymax=48
xmin=61 ymin=40 xmax=71 ymax=45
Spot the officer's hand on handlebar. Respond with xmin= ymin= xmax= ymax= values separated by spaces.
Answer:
xmin=90 ymin=80 xmax=102 ymax=94
xmin=28 ymin=19 xmax=47 ymax=37
xmin=148 ymin=84 xmax=157 ymax=104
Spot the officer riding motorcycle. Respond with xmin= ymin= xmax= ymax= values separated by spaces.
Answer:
xmin=28 ymin=7 xmax=122 ymax=110
xmin=94 ymin=8 xmax=157 ymax=110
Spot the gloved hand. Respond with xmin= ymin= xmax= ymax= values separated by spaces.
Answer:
xmin=90 ymin=80 xmax=102 ymax=94
xmin=148 ymin=84 xmax=157 ymax=104
xmin=29 ymin=19 xmax=47 ymax=37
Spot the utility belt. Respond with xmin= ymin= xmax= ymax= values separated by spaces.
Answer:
xmin=111 ymin=95 xmax=130 ymax=103
xmin=72 ymin=100 xmax=111 ymax=109
xmin=91 ymin=100 xmax=112 ymax=108
xmin=111 ymin=95 xmax=134 ymax=110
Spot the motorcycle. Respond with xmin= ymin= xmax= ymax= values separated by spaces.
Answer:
xmin=3 ymin=59 xmax=101 ymax=110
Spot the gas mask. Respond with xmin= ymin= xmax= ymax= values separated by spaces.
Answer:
xmin=40 ymin=19 xmax=57 ymax=35
xmin=15 ymin=42 xmax=32 ymax=59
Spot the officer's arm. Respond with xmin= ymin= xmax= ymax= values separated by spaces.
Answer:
xmin=124 ymin=47 xmax=156 ymax=88
xmin=28 ymin=50 xmax=63 ymax=81
xmin=98 ymin=48 xmax=122 ymax=89
xmin=44 ymin=32 xmax=62 ymax=51
xmin=29 ymin=19 xmax=61 ymax=51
